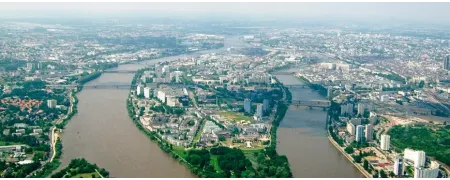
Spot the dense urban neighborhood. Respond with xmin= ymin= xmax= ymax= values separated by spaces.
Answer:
xmin=1 ymin=9 xmax=450 ymax=178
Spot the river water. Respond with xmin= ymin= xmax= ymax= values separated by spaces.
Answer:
xmin=58 ymin=36 xmax=363 ymax=178
xmin=275 ymin=71 xmax=364 ymax=178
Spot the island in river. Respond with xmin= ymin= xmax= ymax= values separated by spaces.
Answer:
xmin=125 ymin=48 xmax=293 ymax=177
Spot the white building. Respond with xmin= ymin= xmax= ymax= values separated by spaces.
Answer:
xmin=346 ymin=122 xmax=356 ymax=135
xmin=365 ymin=124 xmax=373 ymax=142
xmin=157 ymin=90 xmax=166 ymax=103
xmin=404 ymin=148 xmax=426 ymax=168
xmin=356 ymin=125 xmax=365 ymax=142
xmin=341 ymin=103 xmax=354 ymax=116
xmin=394 ymin=155 xmax=404 ymax=176
xmin=263 ymin=99 xmax=270 ymax=112
xmin=144 ymin=87 xmax=151 ymax=99
xmin=162 ymin=65 xmax=170 ymax=74
xmin=357 ymin=102 xmax=371 ymax=115
xmin=166 ymin=96 xmax=178 ymax=107
xmin=414 ymin=161 xmax=440 ymax=178
xmin=380 ymin=134 xmax=390 ymax=150
xmin=136 ymin=85 xmax=143 ymax=96
xmin=256 ymin=104 xmax=263 ymax=117
xmin=47 ymin=99 xmax=57 ymax=108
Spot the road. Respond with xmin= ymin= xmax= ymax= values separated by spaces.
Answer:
xmin=50 ymin=91 xmax=75 ymax=162
xmin=188 ymin=91 xmax=199 ymax=109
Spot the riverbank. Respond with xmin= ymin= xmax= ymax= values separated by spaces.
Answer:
xmin=28 ymin=89 xmax=78 ymax=178
xmin=327 ymin=134 xmax=371 ymax=178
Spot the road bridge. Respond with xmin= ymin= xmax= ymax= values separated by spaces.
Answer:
xmin=103 ymin=70 xmax=137 ymax=74
xmin=290 ymin=100 xmax=331 ymax=109
xmin=46 ymin=84 xmax=135 ymax=89
xmin=285 ymin=84 xmax=309 ymax=89
xmin=272 ymin=72 xmax=296 ymax=75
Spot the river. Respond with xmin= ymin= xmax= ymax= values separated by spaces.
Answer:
xmin=275 ymin=70 xmax=364 ymax=178
xmin=57 ymin=36 xmax=363 ymax=178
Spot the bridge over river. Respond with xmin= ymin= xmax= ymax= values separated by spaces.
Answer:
xmin=46 ymin=84 xmax=135 ymax=89
xmin=290 ymin=100 xmax=331 ymax=110
xmin=103 ymin=70 xmax=138 ymax=74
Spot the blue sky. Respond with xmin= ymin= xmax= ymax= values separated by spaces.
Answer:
xmin=0 ymin=3 xmax=449 ymax=24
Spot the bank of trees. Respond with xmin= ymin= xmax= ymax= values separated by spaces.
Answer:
xmin=77 ymin=72 xmax=102 ymax=85
xmin=388 ymin=125 xmax=450 ymax=166
xmin=51 ymin=158 xmax=109 ymax=178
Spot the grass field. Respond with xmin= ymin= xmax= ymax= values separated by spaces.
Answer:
xmin=0 ymin=141 xmax=22 ymax=146
xmin=72 ymin=172 xmax=99 ymax=178
xmin=173 ymin=146 xmax=187 ymax=159
xmin=192 ymin=119 xmax=206 ymax=143
xmin=241 ymin=147 xmax=265 ymax=153
xmin=219 ymin=111 xmax=253 ymax=123
xmin=210 ymin=155 xmax=222 ymax=172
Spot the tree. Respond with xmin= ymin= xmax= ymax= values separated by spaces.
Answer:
xmin=363 ymin=159 xmax=369 ymax=170
xmin=373 ymin=170 xmax=379 ymax=178
xmin=344 ymin=146 xmax=354 ymax=154
xmin=418 ymin=80 xmax=425 ymax=88
xmin=380 ymin=170 xmax=387 ymax=178
xmin=389 ymin=171 xmax=395 ymax=177
xmin=187 ymin=154 xmax=202 ymax=166
xmin=219 ymin=136 xmax=226 ymax=142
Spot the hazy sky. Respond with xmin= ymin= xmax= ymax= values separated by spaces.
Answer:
xmin=1 ymin=3 xmax=450 ymax=24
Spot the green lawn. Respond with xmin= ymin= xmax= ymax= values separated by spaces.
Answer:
xmin=0 ymin=141 xmax=22 ymax=146
xmin=219 ymin=111 xmax=253 ymax=123
xmin=241 ymin=147 xmax=265 ymax=154
xmin=210 ymin=155 xmax=221 ymax=172
xmin=173 ymin=146 xmax=187 ymax=159
xmin=193 ymin=119 xmax=206 ymax=143
xmin=72 ymin=172 xmax=99 ymax=178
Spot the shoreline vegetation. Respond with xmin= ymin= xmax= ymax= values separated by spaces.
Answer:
xmin=29 ymin=72 xmax=95 ymax=177
xmin=51 ymin=158 xmax=109 ymax=178
xmin=126 ymin=69 xmax=293 ymax=178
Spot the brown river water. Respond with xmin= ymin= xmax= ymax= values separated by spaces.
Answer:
xmin=57 ymin=37 xmax=363 ymax=178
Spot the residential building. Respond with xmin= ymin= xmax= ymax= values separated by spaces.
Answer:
xmin=365 ymin=124 xmax=373 ymax=142
xmin=244 ymin=98 xmax=252 ymax=114
xmin=444 ymin=55 xmax=450 ymax=70
xmin=357 ymin=102 xmax=371 ymax=115
xmin=162 ymin=65 xmax=170 ymax=74
xmin=263 ymin=99 xmax=270 ymax=112
xmin=394 ymin=155 xmax=404 ymax=176
xmin=166 ymin=96 xmax=178 ymax=107
xmin=136 ymin=85 xmax=143 ymax=96
xmin=256 ymin=104 xmax=263 ymax=117
xmin=355 ymin=125 xmax=365 ymax=142
xmin=144 ymin=87 xmax=151 ymax=99
xmin=414 ymin=161 xmax=440 ymax=178
xmin=47 ymin=99 xmax=57 ymax=108
xmin=380 ymin=134 xmax=390 ymax=150
xmin=156 ymin=90 xmax=166 ymax=102
xmin=327 ymin=86 xmax=333 ymax=99
xmin=351 ymin=118 xmax=362 ymax=126
xmin=346 ymin=122 xmax=356 ymax=135
xmin=404 ymin=148 xmax=426 ymax=168
xmin=340 ymin=103 xmax=354 ymax=116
